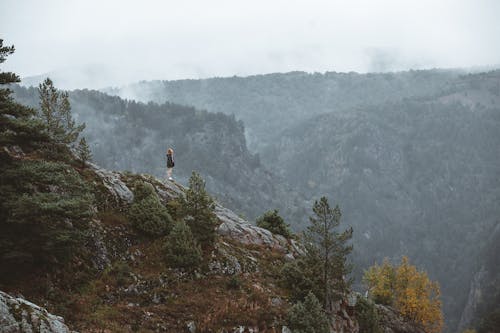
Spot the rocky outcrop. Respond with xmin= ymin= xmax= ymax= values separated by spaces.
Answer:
xmin=376 ymin=304 xmax=425 ymax=333
xmin=91 ymin=163 xmax=134 ymax=204
xmin=91 ymin=167 xmax=302 ymax=258
xmin=0 ymin=291 xmax=71 ymax=333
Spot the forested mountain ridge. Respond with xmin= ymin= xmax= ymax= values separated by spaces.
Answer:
xmin=10 ymin=85 xmax=304 ymax=222
xmin=102 ymin=69 xmax=500 ymax=332
xmin=103 ymin=69 xmax=465 ymax=150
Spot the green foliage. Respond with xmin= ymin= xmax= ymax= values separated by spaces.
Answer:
xmin=166 ymin=198 xmax=183 ymax=221
xmin=355 ymin=297 xmax=382 ymax=333
xmin=226 ymin=276 xmax=242 ymax=290
xmin=280 ymin=259 xmax=315 ymax=302
xmin=182 ymin=171 xmax=218 ymax=247
xmin=108 ymin=261 xmax=132 ymax=287
xmin=164 ymin=220 xmax=202 ymax=271
xmin=0 ymin=41 xmax=47 ymax=148
xmin=305 ymin=197 xmax=353 ymax=307
xmin=280 ymin=197 xmax=353 ymax=311
xmin=0 ymin=159 xmax=94 ymax=267
xmin=76 ymin=136 xmax=92 ymax=167
xmin=287 ymin=292 xmax=330 ymax=333
xmin=363 ymin=257 xmax=443 ymax=333
xmin=0 ymin=43 xmax=94 ymax=272
xmin=133 ymin=181 xmax=156 ymax=201
xmin=38 ymin=78 xmax=85 ymax=145
xmin=0 ymin=39 xmax=19 ymax=84
xmin=128 ymin=181 xmax=173 ymax=236
xmin=256 ymin=209 xmax=291 ymax=238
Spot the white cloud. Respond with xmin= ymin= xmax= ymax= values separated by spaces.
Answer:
xmin=1 ymin=0 xmax=499 ymax=88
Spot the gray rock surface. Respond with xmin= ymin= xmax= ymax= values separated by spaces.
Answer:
xmin=91 ymin=163 xmax=134 ymax=204
xmin=215 ymin=204 xmax=290 ymax=252
xmin=376 ymin=304 xmax=426 ymax=333
xmin=0 ymin=291 xmax=71 ymax=333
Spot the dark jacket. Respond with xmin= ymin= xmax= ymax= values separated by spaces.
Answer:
xmin=166 ymin=153 xmax=175 ymax=168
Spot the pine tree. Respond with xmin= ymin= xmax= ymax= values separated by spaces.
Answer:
xmin=38 ymin=78 xmax=85 ymax=145
xmin=0 ymin=40 xmax=47 ymax=147
xmin=128 ymin=181 xmax=173 ymax=236
xmin=287 ymin=292 xmax=330 ymax=333
xmin=0 ymin=40 xmax=94 ymax=272
xmin=164 ymin=220 xmax=202 ymax=272
xmin=182 ymin=171 xmax=219 ymax=247
xmin=256 ymin=209 xmax=291 ymax=238
xmin=76 ymin=136 xmax=92 ymax=167
xmin=304 ymin=196 xmax=353 ymax=310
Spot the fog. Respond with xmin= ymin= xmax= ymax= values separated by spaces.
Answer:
xmin=2 ymin=0 xmax=500 ymax=89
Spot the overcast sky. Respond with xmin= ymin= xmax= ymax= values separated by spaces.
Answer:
xmin=1 ymin=0 xmax=500 ymax=88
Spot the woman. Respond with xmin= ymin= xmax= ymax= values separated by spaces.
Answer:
xmin=166 ymin=148 xmax=175 ymax=181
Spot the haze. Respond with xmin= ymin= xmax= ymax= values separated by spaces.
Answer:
xmin=1 ymin=0 xmax=500 ymax=89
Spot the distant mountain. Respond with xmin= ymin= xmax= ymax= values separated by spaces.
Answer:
xmin=105 ymin=69 xmax=500 ymax=332
xmin=104 ymin=69 xmax=468 ymax=150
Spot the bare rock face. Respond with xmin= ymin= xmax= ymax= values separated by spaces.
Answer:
xmin=376 ymin=304 xmax=426 ymax=333
xmin=215 ymin=204 xmax=302 ymax=259
xmin=91 ymin=163 xmax=134 ymax=204
xmin=92 ymin=166 xmax=302 ymax=258
xmin=0 ymin=291 xmax=71 ymax=333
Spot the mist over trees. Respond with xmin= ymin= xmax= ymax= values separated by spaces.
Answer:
xmin=11 ymin=68 xmax=500 ymax=332
xmin=103 ymin=69 xmax=500 ymax=332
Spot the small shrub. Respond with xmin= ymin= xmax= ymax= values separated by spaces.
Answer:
xmin=256 ymin=209 xmax=291 ymax=238
xmin=164 ymin=220 xmax=202 ymax=272
xmin=355 ymin=297 xmax=382 ymax=333
xmin=128 ymin=181 xmax=173 ymax=236
xmin=133 ymin=181 xmax=156 ymax=202
xmin=287 ymin=292 xmax=330 ymax=333
xmin=226 ymin=276 xmax=242 ymax=290
xmin=166 ymin=198 xmax=183 ymax=221
xmin=182 ymin=171 xmax=219 ymax=247
xmin=109 ymin=261 xmax=132 ymax=287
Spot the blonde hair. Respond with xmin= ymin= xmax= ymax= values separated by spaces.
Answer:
xmin=167 ymin=148 xmax=174 ymax=155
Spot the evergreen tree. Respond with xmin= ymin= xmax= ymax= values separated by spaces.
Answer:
xmin=76 ymin=136 xmax=92 ymax=167
xmin=128 ymin=181 xmax=173 ymax=236
xmin=256 ymin=209 xmax=291 ymax=238
xmin=304 ymin=197 xmax=353 ymax=309
xmin=182 ymin=171 xmax=219 ymax=247
xmin=287 ymin=292 xmax=330 ymax=333
xmin=355 ymin=297 xmax=382 ymax=333
xmin=38 ymin=78 xmax=85 ymax=145
xmin=164 ymin=220 xmax=202 ymax=272
xmin=0 ymin=40 xmax=47 ymax=147
xmin=1 ymin=41 xmax=94 ymax=271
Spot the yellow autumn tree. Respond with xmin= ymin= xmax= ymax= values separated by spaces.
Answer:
xmin=363 ymin=256 xmax=444 ymax=333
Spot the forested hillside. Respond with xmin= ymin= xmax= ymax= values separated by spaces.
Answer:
xmin=103 ymin=69 xmax=500 ymax=331
xmin=11 ymin=85 xmax=304 ymax=222
xmin=104 ymin=70 xmax=463 ymax=150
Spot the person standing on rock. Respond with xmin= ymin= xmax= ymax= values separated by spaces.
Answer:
xmin=166 ymin=148 xmax=175 ymax=181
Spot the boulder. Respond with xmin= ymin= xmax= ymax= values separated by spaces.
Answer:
xmin=0 ymin=291 xmax=71 ymax=333
xmin=91 ymin=163 xmax=134 ymax=204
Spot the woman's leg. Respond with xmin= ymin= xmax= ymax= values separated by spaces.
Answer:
xmin=167 ymin=167 xmax=173 ymax=179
